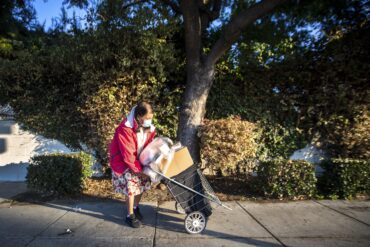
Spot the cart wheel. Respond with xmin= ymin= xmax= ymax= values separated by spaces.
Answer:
xmin=184 ymin=211 xmax=207 ymax=234
xmin=175 ymin=202 xmax=186 ymax=214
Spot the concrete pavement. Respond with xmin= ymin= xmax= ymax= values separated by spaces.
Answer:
xmin=0 ymin=185 xmax=369 ymax=246
xmin=0 ymin=182 xmax=28 ymax=203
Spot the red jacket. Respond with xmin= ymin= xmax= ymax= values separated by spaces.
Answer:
xmin=109 ymin=117 xmax=156 ymax=175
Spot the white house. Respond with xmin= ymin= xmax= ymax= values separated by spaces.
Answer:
xmin=0 ymin=105 xmax=74 ymax=181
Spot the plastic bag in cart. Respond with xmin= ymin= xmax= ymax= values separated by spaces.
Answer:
xmin=139 ymin=137 xmax=176 ymax=183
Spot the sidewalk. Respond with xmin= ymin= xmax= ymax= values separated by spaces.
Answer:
xmin=0 ymin=183 xmax=369 ymax=247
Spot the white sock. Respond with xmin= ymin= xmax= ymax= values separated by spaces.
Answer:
xmin=133 ymin=205 xmax=138 ymax=210
xmin=127 ymin=214 xmax=131 ymax=218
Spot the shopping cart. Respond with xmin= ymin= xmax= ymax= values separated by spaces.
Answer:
xmin=152 ymin=164 xmax=232 ymax=234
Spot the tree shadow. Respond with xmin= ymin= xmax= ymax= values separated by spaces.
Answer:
xmin=6 ymin=193 xmax=283 ymax=246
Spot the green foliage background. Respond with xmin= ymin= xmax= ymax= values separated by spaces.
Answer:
xmin=0 ymin=0 xmax=368 ymax=170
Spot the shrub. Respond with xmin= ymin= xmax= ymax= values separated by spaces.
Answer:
xmin=255 ymin=122 xmax=307 ymax=160
xmin=199 ymin=116 xmax=258 ymax=176
xmin=318 ymin=158 xmax=370 ymax=199
xmin=1 ymin=24 xmax=183 ymax=169
xmin=26 ymin=152 xmax=93 ymax=195
xmin=72 ymin=152 xmax=94 ymax=179
xmin=254 ymin=159 xmax=317 ymax=199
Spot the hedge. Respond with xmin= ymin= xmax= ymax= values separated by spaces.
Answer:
xmin=26 ymin=152 xmax=93 ymax=195
xmin=199 ymin=117 xmax=258 ymax=176
xmin=254 ymin=159 xmax=317 ymax=199
xmin=317 ymin=158 xmax=370 ymax=199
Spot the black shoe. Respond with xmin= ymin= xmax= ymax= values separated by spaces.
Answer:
xmin=125 ymin=214 xmax=142 ymax=228
xmin=134 ymin=207 xmax=143 ymax=221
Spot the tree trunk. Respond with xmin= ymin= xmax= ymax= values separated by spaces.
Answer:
xmin=176 ymin=0 xmax=288 ymax=163
xmin=178 ymin=65 xmax=215 ymax=163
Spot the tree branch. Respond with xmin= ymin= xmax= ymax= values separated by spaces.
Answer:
xmin=198 ymin=3 xmax=211 ymax=35
xmin=161 ymin=0 xmax=182 ymax=14
xmin=180 ymin=0 xmax=202 ymax=67
xmin=205 ymin=0 xmax=288 ymax=67
xmin=198 ymin=0 xmax=222 ymax=21
xmin=121 ymin=0 xmax=149 ymax=10
xmin=210 ymin=0 xmax=222 ymax=20
xmin=198 ymin=0 xmax=222 ymax=52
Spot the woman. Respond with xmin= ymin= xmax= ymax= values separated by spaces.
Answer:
xmin=109 ymin=101 xmax=156 ymax=228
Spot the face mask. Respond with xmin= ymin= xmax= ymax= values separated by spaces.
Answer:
xmin=142 ymin=119 xmax=152 ymax=128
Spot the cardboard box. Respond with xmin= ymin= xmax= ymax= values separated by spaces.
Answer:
xmin=160 ymin=146 xmax=193 ymax=177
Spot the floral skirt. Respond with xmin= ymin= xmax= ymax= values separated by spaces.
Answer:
xmin=112 ymin=169 xmax=151 ymax=197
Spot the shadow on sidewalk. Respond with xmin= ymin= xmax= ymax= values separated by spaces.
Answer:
xmin=0 ymin=181 xmax=28 ymax=202
xmin=4 ymin=192 xmax=282 ymax=246
xmin=152 ymin=206 xmax=282 ymax=246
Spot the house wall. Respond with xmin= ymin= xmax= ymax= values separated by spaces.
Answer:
xmin=0 ymin=117 xmax=73 ymax=181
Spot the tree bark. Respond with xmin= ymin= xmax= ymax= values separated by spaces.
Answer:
xmin=178 ymin=65 xmax=215 ymax=163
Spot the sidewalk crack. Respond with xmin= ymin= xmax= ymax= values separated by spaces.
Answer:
xmin=152 ymin=201 xmax=158 ymax=247
xmin=24 ymin=208 xmax=71 ymax=247
xmin=313 ymin=200 xmax=370 ymax=227
xmin=235 ymin=201 xmax=287 ymax=247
